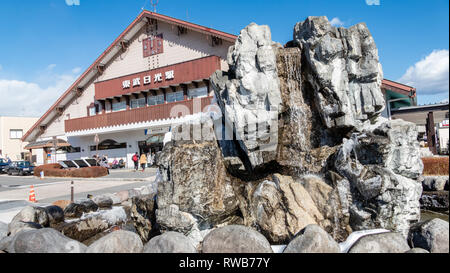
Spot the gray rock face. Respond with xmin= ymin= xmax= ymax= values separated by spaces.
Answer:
xmin=294 ymin=16 xmax=385 ymax=130
xmin=156 ymin=118 xmax=239 ymax=232
xmin=235 ymin=174 xmax=326 ymax=244
xmin=7 ymin=221 xmax=42 ymax=237
xmin=8 ymin=206 xmax=49 ymax=236
xmin=408 ymin=219 xmax=449 ymax=253
xmin=202 ymin=225 xmax=273 ymax=253
xmin=86 ymin=230 xmax=143 ymax=253
xmin=56 ymin=216 xmax=110 ymax=243
xmin=211 ymin=23 xmax=282 ymax=171
xmin=332 ymin=119 xmax=423 ymax=237
xmin=92 ymin=195 xmax=113 ymax=209
xmin=9 ymin=206 xmax=49 ymax=227
xmin=64 ymin=199 xmax=99 ymax=218
xmin=143 ymin=232 xmax=196 ymax=253
xmin=0 ymin=236 xmax=14 ymax=252
xmin=44 ymin=205 xmax=64 ymax=226
xmin=11 ymin=228 xmax=87 ymax=253
xmin=0 ymin=222 xmax=7 ymax=240
xmin=130 ymin=194 xmax=157 ymax=242
xmin=283 ymin=225 xmax=341 ymax=253
xmin=348 ymin=232 xmax=410 ymax=253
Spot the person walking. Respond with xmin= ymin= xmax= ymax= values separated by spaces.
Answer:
xmin=132 ymin=152 xmax=139 ymax=171
xmin=139 ymin=153 xmax=147 ymax=172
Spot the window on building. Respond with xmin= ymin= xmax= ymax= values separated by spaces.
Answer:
xmin=89 ymin=106 xmax=96 ymax=116
xmin=131 ymin=98 xmax=147 ymax=109
xmin=143 ymin=34 xmax=164 ymax=58
xmin=90 ymin=139 xmax=127 ymax=151
xmin=10 ymin=129 xmax=23 ymax=139
xmin=148 ymin=94 xmax=165 ymax=106
xmin=112 ymin=100 xmax=126 ymax=112
xmin=166 ymin=91 xmax=184 ymax=103
xmin=188 ymin=86 xmax=208 ymax=99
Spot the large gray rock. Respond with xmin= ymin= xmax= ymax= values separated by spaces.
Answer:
xmin=44 ymin=205 xmax=64 ymax=226
xmin=8 ymin=221 xmax=42 ymax=236
xmin=92 ymin=195 xmax=113 ymax=209
xmin=8 ymin=206 xmax=49 ymax=236
xmin=408 ymin=219 xmax=449 ymax=253
xmin=211 ymin=23 xmax=282 ymax=171
xmin=156 ymin=118 xmax=239 ymax=232
xmin=64 ymin=199 xmax=99 ymax=218
xmin=143 ymin=232 xmax=196 ymax=253
xmin=235 ymin=174 xmax=325 ymax=244
xmin=9 ymin=206 xmax=49 ymax=229
xmin=333 ymin=120 xmax=423 ymax=237
xmin=202 ymin=225 xmax=273 ymax=253
xmin=11 ymin=228 xmax=87 ymax=253
xmin=86 ymin=230 xmax=143 ymax=253
xmin=56 ymin=216 xmax=110 ymax=243
xmin=283 ymin=224 xmax=341 ymax=253
xmin=294 ymin=16 xmax=385 ymax=130
xmin=348 ymin=232 xmax=410 ymax=253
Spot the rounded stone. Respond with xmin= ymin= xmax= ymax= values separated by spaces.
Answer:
xmin=202 ymin=225 xmax=273 ymax=253
xmin=86 ymin=230 xmax=143 ymax=253
xmin=12 ymin=228 xmax=87 ymax=253
xmin=283 ymin=224 xmax=341 ymax=253
xmin=348 ymin=232 xmax=410 ymax=253
xmin=408 ymin=218 xmax=449 ymax=253
xmin=143 ymin=232 xmax=197 ymax=253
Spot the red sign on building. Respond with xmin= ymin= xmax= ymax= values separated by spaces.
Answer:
xmin=94 ymin=56 xmax=221 ymax=100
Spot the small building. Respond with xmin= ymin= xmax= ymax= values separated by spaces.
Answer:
xmin=0 ymin=116 xmax=39 ymax=161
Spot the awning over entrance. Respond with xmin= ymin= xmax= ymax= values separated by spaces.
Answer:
xmin=24 ymin=139 xmax=71 ymax=150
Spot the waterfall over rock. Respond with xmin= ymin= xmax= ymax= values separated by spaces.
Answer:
xmin=155 ymin=16 xmax=424 ymax=244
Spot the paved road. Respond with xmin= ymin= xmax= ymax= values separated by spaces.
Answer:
xmin=0 ymin=168 xmax=157 ymax=223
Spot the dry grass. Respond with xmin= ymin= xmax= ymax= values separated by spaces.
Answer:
xmin=34 ymin=164 xmax=108 ymax=178
xmin=421 ymin=157 xmax=449 ymax=175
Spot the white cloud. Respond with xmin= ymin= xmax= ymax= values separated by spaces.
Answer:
xmin=0 ymin=74 xmax=77 ymax=117
xmin=72 ymin=67 xmax=82 ymax=74
xmin=398 ymin=49 xmax=449 ymax=95
xmin=46 ymin=64 xmax=57 ymax=70
xmin=330 ymin=17 xmax=344 ymax=27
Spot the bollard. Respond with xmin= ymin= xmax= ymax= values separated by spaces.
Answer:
xmin=71 ymin=181 xmax=74 ymax=203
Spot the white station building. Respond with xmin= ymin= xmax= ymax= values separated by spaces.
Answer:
xmin=22 ymin=11 xmax=236 ymax=168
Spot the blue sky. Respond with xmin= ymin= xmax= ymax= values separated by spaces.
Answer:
xmin=0 ymin=0 xmax=448 ymax=116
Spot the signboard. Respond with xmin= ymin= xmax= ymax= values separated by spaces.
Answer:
xmin=145 ymin=126 xmax=170 ymax=136
xmin=440 ymin=120 xmax=449 ymax=128
xmin=122 ymin=70 xmax=174 ymax=90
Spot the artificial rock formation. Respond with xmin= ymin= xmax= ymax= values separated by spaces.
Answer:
xmin=155 ymin=16 xmax=424 ymax=245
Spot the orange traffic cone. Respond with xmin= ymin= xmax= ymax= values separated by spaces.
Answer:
xmin=29 ymin=185 xmax=37 ymax=203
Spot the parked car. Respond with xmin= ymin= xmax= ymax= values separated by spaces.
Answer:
xmin=0 ymin=158 xmax=10 ymax=173
xmin=5 ymin=161 xmax=35 ymax=176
